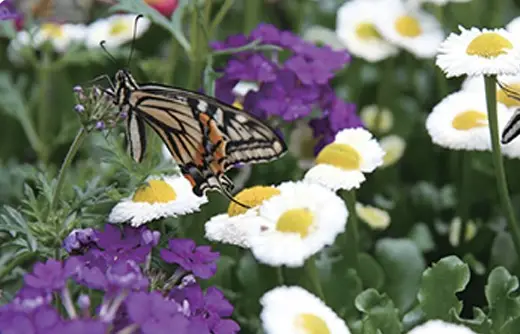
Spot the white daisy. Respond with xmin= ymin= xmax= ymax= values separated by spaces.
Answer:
xmin=204 ymin=185 xmax=282 ymax=248
xmin=462 ymin=74 xmax=520 ymax=109
xmin=108 ymin=175 xmax=208 ymax=227
xmin=506 ymin=16 xmax=520 ymax=37
xmin=426 ymin=90 xmax=510 ymax=151
xmin=260 ymin=286 xmax=351 ymax=334
xmin=248 ymin=181 xmax=348 ymax=267
xmin=356 ymin=202 xmax=391 ymax=230
xmin=33 ymin=23 xmax=86 ymax=52
xmin=380 ymin=135 xmax=406 ymax=167
xmin=374 ymin=0 xmax=443 ymax=58
xmin=85 ymin=14 xmax=151 ymax=49
xmin=436 ymin=26 xmax=520 ymax=78
xmin=360 ymin=104 xmax=394 ymax=134
xmin=408 ymin=320 xmax=476 ymax=334
xmin=336 ymin=0 xmax=398 ymax=62
xmin=304 ymin=128 xmax=385 ymax=191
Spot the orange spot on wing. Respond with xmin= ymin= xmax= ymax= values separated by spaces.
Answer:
xmin=183 ymin=173 xmax=196 ymax=188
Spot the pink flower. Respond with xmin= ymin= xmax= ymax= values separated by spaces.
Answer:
xmin=144 ymin=0 xmax=179 ymax=17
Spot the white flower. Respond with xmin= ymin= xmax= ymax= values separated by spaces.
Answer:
xmin=463 ymin=74 xmax=520 ymax=110
xmin=408 ymin=320 xmax=476 ymax=334
xmin=374 ymin=0 xmax=443 ymax=58
xmin=356 ymin=202 xmax=391 ymax=230
xmin=426 ymin=90 xmax=510 ymax=151
xmin=336 ymin=0 xmax=398 ymax=62
xmin=108 ymin=175 xmax=208 ymax=227
xmin=304 ymin=128 xmax=385 ymax=191
xmin=33 ymin=23 xmax=86 ymax=52
xmin=248 ymin=181 xmax=348 ymax=267
xmin=204 ymin=185 xmax=282 ymax=248
xmin=85 ymin=14 xmax=151 ymax=49
xmin=232 ymin=81 xmax=260 ymax=98
xmin=437 ymin=26 xmax=520 ymax=78
xmin=360 ymin=104 xmax=394 ymax=134
xmin=261 ymin=286 xmax=351 ymax=334
xmin=506 ymin=16 xmax=520 ymax=37
xmin=380 ymin=135 xmax=406 ymax=167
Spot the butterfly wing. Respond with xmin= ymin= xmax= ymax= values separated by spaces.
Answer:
xmin=497 ymin=81 xmax=520 ymax=144
xmin=127 ymin=84 xmax=287 ymax=195
xmin=126 ymin=110 xmax=147 ymax=163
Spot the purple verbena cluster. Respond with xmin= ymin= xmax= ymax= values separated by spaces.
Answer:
xmin=212 ymin=23 xmax=363 ymax=152
xmin=0 ymin=225 xmax=239 ymax=334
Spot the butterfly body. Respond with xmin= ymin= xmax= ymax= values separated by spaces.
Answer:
xmin=108 ymin=69 xmax=287 ymax=197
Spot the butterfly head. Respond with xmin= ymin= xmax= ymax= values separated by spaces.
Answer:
xmin=113 ymin=69 xmax=138 ymax=106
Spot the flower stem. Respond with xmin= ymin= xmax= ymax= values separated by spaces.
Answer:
xmin=343 ymin=190 xmax=360 ymax=270
xmin=458 ymin=152 xmax=472 ymax=249
xmin=304 ymin=256 xmax=325 ymax=301
xmin=484 ymin=75 xmax=520 ymax=255
xmin=165 ymin=38 xmax=180 ymax=85
xmin=49 ymin=127 xmax=88 ymax=216
xmin=37 ymin=52 xmax=53 ymax=164
xmin=276 ymin=266 xmax=284 ymax=286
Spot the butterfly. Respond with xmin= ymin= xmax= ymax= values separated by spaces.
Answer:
xmin=103 ymin=68 xmax=287 ymax=202
xmin=496 ymin=80 xmax=520 ymax=144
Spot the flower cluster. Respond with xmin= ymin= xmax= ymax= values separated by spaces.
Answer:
xmin=9 ymin=14 xmax=150 ymax=59
xmin=0 ymin=224 xmax=239 ymax=334
xmin=212 ymin=23 xmax=362 ymax=152
xmin=336 ymin=0 xmax=444 ymax=62
xmin=73 ymin=85 xmax=119 ymax=132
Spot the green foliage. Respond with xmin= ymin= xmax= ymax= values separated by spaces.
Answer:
xmin=485 ymin=267 xmax=520 ymax=333
xmin=355 ymin=289 xmax=402 ymax=334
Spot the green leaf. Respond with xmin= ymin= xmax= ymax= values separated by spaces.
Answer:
xmin=357 ymin=253 xmax=385 ymax=290
xmin=451 ymin=308 xmax=492 ymax=334
xmin=111 ymin=0 xmax=191 ymax=54
xmin=355 ymin=289 xmax=403 ymax=334
xmin=490 ymin=232 xmax=518 ymax=273
xmin=375 ymin=238 xmax=426 ymax=313
xmin=408 ymin=223 xmax=435 ymax=253
xmin=485 ymin=267 xmax=520 ymax=333
xmin=418 ymin=255 xmax=470 ymax=321
xmin=323 ymin=267 xmax=363 ymax=318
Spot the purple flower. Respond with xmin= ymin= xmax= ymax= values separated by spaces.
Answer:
xmin=224 ymin=54 xmax=277 ymax=83
xmin=160 ymin=239 xmax=219 ymax=279
xmin=285 ymin=56 xmax=334 ymax=85
xmin=0 ymin=306 xmax=61 ymax=334
xmin=250 ymin=23 xmax=281 ymax=45
xmin=210 ymin=34 xmax=250 ymax=51
xmin=63 ymin=227 xmax=97 ymax=254
xmin=94 ymin=225 xmax=154 ymax=265
xmin=126 ymin=292 xmax=190 ymax=334
xmin=256 ymin=71 xmax=320 ymax=121
xmin=95 ymin=121 xmax=105 ymax=130
xmin=24 ymin=258 xmax=80 ymax=292
xmin=53 ymin=319 xmax=107 ymax=334
xmin=74 ymin=104 xmax=85 ymax=113
xmin=10 ymin=287 xmax=53 ymax=312
xmin=106 ymin=260 xmax=149 ymax=291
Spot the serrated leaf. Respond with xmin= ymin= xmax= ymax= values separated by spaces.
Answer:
xmin=357 ymin=253 xmax=385 ymax=290
xmin=375 ymin=238 xmax=425 ymax=313
xmin=451 ymin=307 xmax=492 ymax=334
xmin=485 ymin=267 xmax=520 ymax=333
xmin=111 ymin=0 xmax=191 ymax=54
xmin=418 ymin=255 xmax=470 ymax=321
xmin=355 ymin=289 xmax=403 ymax=334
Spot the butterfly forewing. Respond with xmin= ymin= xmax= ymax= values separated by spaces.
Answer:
xmin=115 ymin=75 xmax=287 ymax=196
xmin=498 ymin=81 xmax=520 ymax=144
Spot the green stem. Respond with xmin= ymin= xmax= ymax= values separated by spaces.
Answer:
xmin=210 ymin=0 xmax=234 ymax=32
xmin=187 ymin=7 xmax=208 ymax=90
xmin=0 ymin=252 xmax=37 ymax=281
xmin=304 ymin=257 xmax=325 ymax=301
xmin=484 ymin=75 xmax=520 ymax=256
xmin=374 ymin=58 xmax=394 ymax=134
xmin=49 ymin=127 xmax=88 ymax=217
xmin=165 ymin=38 xmax=180 ymax=85
xmin=458 ymin=152 xmax=472 ymax=249
xmin=276 ymin=267 xmax=284 ymax=286
xmin=37 ymin=52 xmax=53 ymax=164
xmin=343 ymin=190 xmax=360 ymax=270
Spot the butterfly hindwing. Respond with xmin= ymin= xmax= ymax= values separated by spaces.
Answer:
xmin=126 ymin=111 xmax=147 ymax=163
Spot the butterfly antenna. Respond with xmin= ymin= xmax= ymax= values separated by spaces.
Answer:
xmin=100 ymin=40 xmax=118 ymax=64
xmin=126 ymin=14 xmax=144 ymax=68
xmin=214 ymin=176 xmax=251 ymax=209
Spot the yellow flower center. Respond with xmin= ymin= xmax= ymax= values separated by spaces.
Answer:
xmin=294 ymin=313 xmax=330 ymax=334
xmin=132 ymin=180 xmax=177 ymax=203
xmin=41 ymin=23 xmax=63 ymax=38
xmin=394 ymin=15 xmax=422 ymax=38
xmin=466 ymin=33 xmax=513 ymax=58
xmin=497 ymin=83 xmax=520 ymax=107
xmin=232 ymin=100 xmax=244 ymax=110
xmin=228 ymin=186 xmax=281 ymax=217
xmin=451 ymin=110 xmax=488 ymax=130
xmin=276 ymin=208 xmax=314 ymax=238
xmin=110 ymin=19 xmax=130 ymax=36
xmin=355 ymin=22 xmax=382 ymax=40
xmin=316 ymin=143 xmax=362 ymax=170
xmin=355 ymin=203 xmax=390 ymax=230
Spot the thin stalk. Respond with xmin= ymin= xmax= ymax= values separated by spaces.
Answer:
xmin=458 ymin=152 xmax=472 ymax=249
xmin=210 ymin=0 xmax=234 ymax=32
xmin=49 ymin=127 xmax=88 ymax=216
xmin=165 ymin=38 xmax=180 ymax=85
xmin=484 ymin=75 xmax=520 ymax=256
xmin=37 ymin=51 xmax=53 ymax=164
xmin=343 ymin=190 xmax=360 ymax=270
xmin=304 ymin=257 xmax=325 ymax=301
xmin=276 ymin=267 xmax=284 ymax=286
